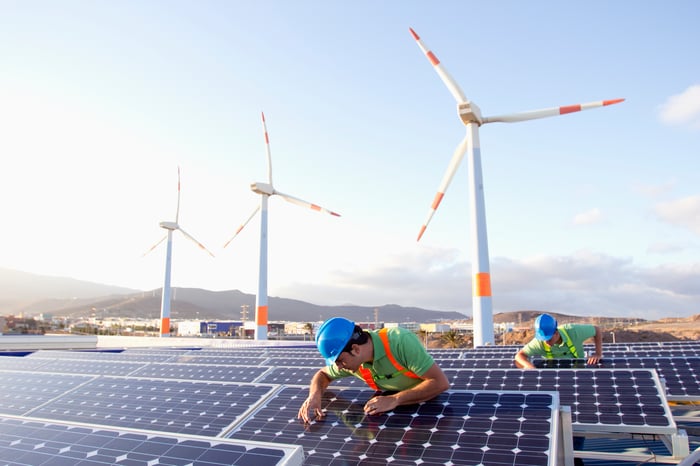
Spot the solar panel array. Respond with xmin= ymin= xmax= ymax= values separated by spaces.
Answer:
xmin=1 ymin=339 xmax=698 ymax=465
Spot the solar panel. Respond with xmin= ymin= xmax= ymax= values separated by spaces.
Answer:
xmin=265 ymin=356 xmax=325 ymax=367
xmin=254 ymin=367 xmax=367 ymax=387
xmin=0 ymin=356 xmax=53 ymax=371
xmin=228 ymin=386 xmax=561 ymax=466
xmin=169 ymin=355 xmax=269 ymax=365
xmin=28 ymin=349 xmax=181 ymax=363
xmin=28 ymin=377 xmax=277 ymax=437
xmin=444 ymin=368 xmax=676 ymax=434
xmin=26 ymin=359 xmax=147 ymax=376
xmin=0 ymin=372 xmax=93 ymax=415
xmin=533 ymin=357 xmax=700 ymax=401
xmin=129 ymin=362 xmax=270 ymax=382
xmin=0 ymin=415 xmax=303 ymax=466
xmin=434 ymin=358 xmax=516 ymax=369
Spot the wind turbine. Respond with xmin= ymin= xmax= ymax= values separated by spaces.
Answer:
xmin=144 ymin=167 xmax=215 ymax=337
xmin=409 ymin=27 xmax=624 ymax=347
xmin=224 ymin=112 xmax=340 ymax=340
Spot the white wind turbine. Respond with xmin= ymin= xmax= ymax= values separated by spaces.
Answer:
xmin=409 ymin=27 xmax=624 ymax=347
xmin=144 ymin=167 xmax=215 ymax=337
xmin=224 ymin=112 xmax=340 ymax=341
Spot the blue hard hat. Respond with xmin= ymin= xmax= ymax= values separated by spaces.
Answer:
xmin=315 ymin=317 xmax=356 ymax=366
xmin=534 ymin=314 xmax=557 ymax=341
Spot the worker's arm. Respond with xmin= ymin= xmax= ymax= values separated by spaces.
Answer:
xmin=514 ymin=349 xmax=536 ymax=369
xmin=587 ymin=326 xmax=603 ymax=365
xmin=298 ymin=368 xmax=333 ymax=423
xmin=364 ymin=363 xmax=450 ymax=415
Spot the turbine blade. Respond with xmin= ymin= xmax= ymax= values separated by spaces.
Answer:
xmin=262 ymin=112 xmax=273 ymax=185
xmin=177 ymin=227 xmax=215 ymax=257
xmin=484 ymin=98 xmax=625 ymax=124
xmin=274 ymin=190 xmax=341 ymax=217
xmin=142 ymin=235 xmax=167 ymax=257
xmin=409 ymin=27 xmax=468 ymax=104
xmin=223 ymin=205 xmax=261 ymax=248
xmin=417 ymin=134 xmax=469 ymax=241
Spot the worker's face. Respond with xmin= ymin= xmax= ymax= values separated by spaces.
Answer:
xmin=335 ymin=347 xmax=359 ymax=371
xmin=546 ymin=330 xmax=560 ymax=345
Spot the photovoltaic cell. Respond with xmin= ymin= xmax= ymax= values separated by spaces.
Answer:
xmin=0 ymin=416 xmax=302 ymax=466
xmin=29 ymin=377 xmax=276 ymax=437
xmin=229 ymin=386 xmax=560 ymax=466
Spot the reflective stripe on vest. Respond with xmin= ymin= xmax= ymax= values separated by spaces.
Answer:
xmin=543 ymin=327 xmax=579 ymax=359
xmin=358 ymin=327 xmax=422 ymax=389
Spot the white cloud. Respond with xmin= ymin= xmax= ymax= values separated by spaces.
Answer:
xmin=278 ymin=248 xmax=700 ymax=320
xmin=653 ymin=195 xmax=700 ymax=235
xmin=632 ymin=179 xmax=676 ymax=199
xmin=647 ymin=241 xmax=688 ymax=254
xmin=658 ymin=84 xmax=700 ymax=129
xmin=572 ymin=208 xmax=603 ymax=226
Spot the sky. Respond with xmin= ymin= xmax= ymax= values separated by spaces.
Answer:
xmin=1 ymin=1 xmax=699 ymax=321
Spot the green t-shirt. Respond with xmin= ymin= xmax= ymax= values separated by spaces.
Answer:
xmin=521 ymin=323 xmax=596 ymax=359
xmin=324 ymin=327 xmax=435 ymax=391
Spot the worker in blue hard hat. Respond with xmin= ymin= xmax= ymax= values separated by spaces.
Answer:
xmin=514 ymin=313 xmax=603 ymax=369
xmin=297 ymin=317 xmax=449 ymax=424
xmin=514 ymin=313 xmax=603 ymax=466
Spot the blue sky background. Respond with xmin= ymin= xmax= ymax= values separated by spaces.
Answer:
xmin=1 ymin=1 xmax=699 ymax=319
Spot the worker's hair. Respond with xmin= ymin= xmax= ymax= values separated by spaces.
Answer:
xmin=341 ymin=325 xmax=369 ymax=353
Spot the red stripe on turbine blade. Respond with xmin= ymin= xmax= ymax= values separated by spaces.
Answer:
xmin=604 ymin=98 xmax=625 ymax=106
xmin=417 ymin=225 xmax=427 ymax=242
xmin=330 ymin=212 xmax=341 ymax=217
xmin=235 ymin=225 xmax=244 ymax=234
xmin=560 ymin=104 xmax=582 ymax=115
xmin=409 ymin=28 xmax=419 ymax=40
xmin=431 ymin=192 xmax=444 ymax=210
xmin=310 ymin=204 xmax=321 ymax=211
xmin=261 ymin=112 xmax=266 ymax=122
xmin=265 ymin=132 xmax=269 ymax=144
xmin=426 ymin=51 xmax=440 ymax=66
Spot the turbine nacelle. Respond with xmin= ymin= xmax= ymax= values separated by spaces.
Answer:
xmin=251 ymin=182 xmax=274 ymax=196
xmin=159 ymin=221 xmax=178 ymax=231
xmin=458 ymin=101 xmax=483 ymax=126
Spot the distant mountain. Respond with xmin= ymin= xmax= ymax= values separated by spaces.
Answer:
xmin=0 ymin=268 xmax=466 ymax=323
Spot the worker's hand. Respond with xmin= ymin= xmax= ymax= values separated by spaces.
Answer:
xmin=298 ymin=396 xmax=324 ymax=423
xmin=587 ymin=354 xmax=602 ymax=365
xmin=364 ymin=395 xmax=398 ymax=415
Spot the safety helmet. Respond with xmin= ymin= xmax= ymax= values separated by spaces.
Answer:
xmin=534 ymin=314 xmax=558 ymax=341
xmin=315 ymin=317 xmax=356 ymax=367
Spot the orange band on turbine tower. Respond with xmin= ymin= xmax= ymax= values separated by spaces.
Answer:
xmin=161 ymin=317 xmax=171 ymax=334
xmin=257 ymin=306 xmax=268 ymax=325
xmin=473 ymin=273 xmax=492 ymax=297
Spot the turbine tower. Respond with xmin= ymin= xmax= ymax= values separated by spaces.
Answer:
xmin=144 ymin=167 xmax=214 ymax=337
xmin=224 ymin=112 xmax=340 ymax=340
xmin=409 ymin=27 xmax=624 ymax=347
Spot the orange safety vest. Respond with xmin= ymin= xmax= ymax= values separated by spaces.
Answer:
xmin=357 ymin=328 xmax=423 ymax=390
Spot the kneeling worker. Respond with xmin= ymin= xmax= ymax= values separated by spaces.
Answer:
xmin=298 ymin=317 xmax=450 ymax=423
xmin=514 ymin=313 xmax=603 ymax=369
